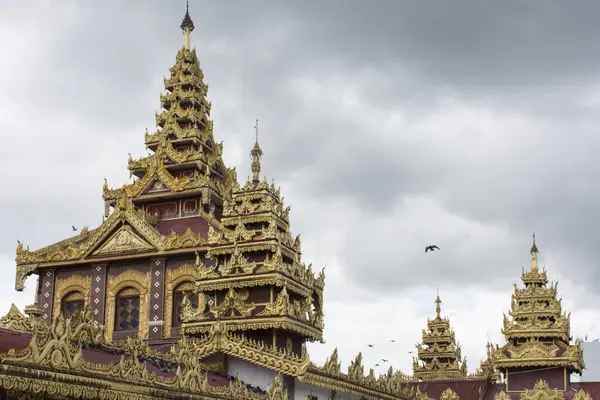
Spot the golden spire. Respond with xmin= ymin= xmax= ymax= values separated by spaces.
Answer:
xmin=435 ymin=285 xmax=441 ymax=318
xmin=250 ymin=119 xmax=263 ymax=183
xmin=180 ymin=1 xmax=195 ymax=50
xmin=530 ymin=233 xmax=539 ymax=272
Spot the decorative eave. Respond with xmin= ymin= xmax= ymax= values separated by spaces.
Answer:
xmin=184 ymin=316 xmax=323 ymax=341
xmin=15 ymin=205 xmax=162 ymax=266
xmin=196 ymin=272 xmax=319 ymax=299
xmin=0 ymin=305 xmax=287 ymax=400
xmin=306 ymin=350 xmax=414 ymax=399
xmin=492 ymin=333 xmax=584 ymax=373
xmin=501 ymin=312 xmax=571 ymax=341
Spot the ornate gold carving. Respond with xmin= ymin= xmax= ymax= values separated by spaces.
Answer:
xmin=15 ymin=263 xmax=38 ymax=291
xmin=0 ymin=304 xmax=48 ymax=333
xmin=0 ymin=303 xmax=286 ymax=400
xmin=212 ymin=288 xmax=256 ymax=319
xmin=415 ymin=387 xmax=431 ymax=400
xmin=492 ymin=238 xmax=583 ymax=373
xmin=413 ymin=294 xmax=467 ymax=381
xmin=105 ymin=269 xmax=150 ymax=341
xmin=163 ymin=227 xmax=206 ymax=250
xmin=494 ymin=392 xmax=512 ymax=400
xmin=440 ymin=388 xmax=461 ymax=400
xmin=164 ymin=264 xmax=199 ymax=337
xmin=53 ymin=274 xmax=91 ymax=322
xmin=519 ymin=380 xmax=563 ymax=400
xmin=93 ymin=225 xmax=154 ymax=255
xmin=573 ymin=390 xmax=594 ymax=400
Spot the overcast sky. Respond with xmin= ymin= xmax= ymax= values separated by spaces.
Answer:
xmin=1 ymin=0 xmax=600 ymax=378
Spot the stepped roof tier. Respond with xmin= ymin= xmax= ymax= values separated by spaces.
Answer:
xmin=413 ymin=292 xmax=468 ymax=381
xmin=175 ymin=121 xmax=325 ymax=342
xmin=490 ymin=235 xmax=584 ymax=373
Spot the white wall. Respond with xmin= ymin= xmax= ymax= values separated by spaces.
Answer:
xmin=580 ymin=341 xmax=600 ymax=382
xmin=227 ymin=356 xmax=278 ymax=391
xmin=294 ymin=379 xmax=361 ymax=400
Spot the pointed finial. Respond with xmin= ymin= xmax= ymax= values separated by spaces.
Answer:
xmin=250 ymin=119 xmax=263 ymax=184
xmin=254 ymin=118 xmax=259 ymax=143
xmin=530 ymin=233 xmax=539 ymax=271
xmin=180 ymin=1 xmax=195 ymax=50
xmin=435 ymin=286 xmax=441 ymax=318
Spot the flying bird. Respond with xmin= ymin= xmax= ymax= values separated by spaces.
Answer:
xmin=425 ymin=245 xmax=440 ymax=253
xmin=375 ymin=363 xmax=380 ymax=367
xmin=408 ymin=351 xmax=413 ymax=354
xmin=72 ymin=226 xmax=78 ymax=231
xmin=381 ymin=359 xmax=388 ymax=363
xmin=390 ymin=340 xmax=396 ymax=343
xmin=367 ymin=344 xmax=374 ymax=348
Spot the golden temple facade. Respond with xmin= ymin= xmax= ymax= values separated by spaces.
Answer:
xmin=1 ymin=4 xmax=599 ymax=400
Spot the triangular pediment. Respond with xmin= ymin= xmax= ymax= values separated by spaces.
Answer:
xmin=142 ymin=177 xmax=170 ymax=195
xmin=92 ymin=225 xmax=155 ymax=256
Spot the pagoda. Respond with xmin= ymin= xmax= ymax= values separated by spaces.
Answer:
xmin=490 ymin=234 xmax=585 ymax=391
xmin=180 ymin=118 xmax=326 ymax=353
xmin=412 ymin=291 xmax=467 ymax=381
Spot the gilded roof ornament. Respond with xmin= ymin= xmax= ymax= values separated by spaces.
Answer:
xmin=491 ymin=237 xmax=584 ymax=374
xmin=413 ymin=291 xmax=467 ymax=381
xmin=530 ymin=232 xmax=539 ymax=272
xmin=180 ymin=1 xmax=195 ymax=51
xmin=250 ymin=119 xmax=263 ymax=184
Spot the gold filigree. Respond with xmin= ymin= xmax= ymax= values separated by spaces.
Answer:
xmin=15 ymin=264 xmax=38 ymax=291
xmin=162 ymin=227 xmax=206 ymax=250
xmin=211 ymin=288 xmax=256 ymax=319
xmin=440 ymin=388 xmax=461 ymax=400
xmin=257 ymin=286 xmax=293 ymax=318
xmin=572 ymin=390 xmax=594 ymax=400
xmin=0 ymin=304 xmax=48 ymax=333
xmin=164 ymin=264 xmax=199 ymax=337
xmin=218 ymin=244 xmax=257 ymax=275
xmin=415 ymin=387 xmax=431 ymax=400
xmin=52 ymin=274 xmax=92 ymax=323
xmin=93 ymin=225 xmax=154 ymax=255
xmin=519 ymin=380 xmax=563 ymax=400
xmin=105 ymin=269 xmax=150 ymax=341
xmin=0 ymin=303 xmax=282 ymax=400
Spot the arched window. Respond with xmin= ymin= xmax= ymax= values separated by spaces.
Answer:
xmin=172 ymin=282 xmax=198 ymax=328
xmin=115 ymin=287 xmax=140 ymax=332
xmin=61 ymin=291 xmax=85 ymax=321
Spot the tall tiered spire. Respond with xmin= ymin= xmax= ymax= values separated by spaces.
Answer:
xmin=250 ymin=119 xmax=263 ymax=184
xmin=102 ymin=3 xmax=238 ymax=214
xmin=413 ymin=292 xmax=467 ymax=381
xmin=490 ymin=236 xmax=584 ymax=378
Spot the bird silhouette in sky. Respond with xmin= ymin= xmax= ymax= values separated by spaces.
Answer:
xmin=381 ymin=358 xmax=388 ymax=363
xmin=375 ymin=363 xmax=380 ymax=367
xmin=72 ymin=226 xmax=78 ymax=231
xmin=367 ymin=344 xmax=374 ymax=348
xmin=425 ymin=245 xmax=440 ymax=253
xmin=390 ymin=340 xmax=396 ymax=343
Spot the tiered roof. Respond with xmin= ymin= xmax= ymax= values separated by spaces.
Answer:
xmin=413 ymin=292 xmax=467 ymax=381
xmin=490 ymin=235 xmax=584 ymax=373
xmin=181 ymin=124 xmax=325 ymax=341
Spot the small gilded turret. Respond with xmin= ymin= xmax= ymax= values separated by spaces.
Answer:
xmin=413 ymin=290 xmax=467 ymax=381
xmin=491 ymin=236 xmax=584 ymax=383
xmin=180 ymin=1 xmax=195 ymax=50
xmin=250 ymin=119 xmax=263 ymax=184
